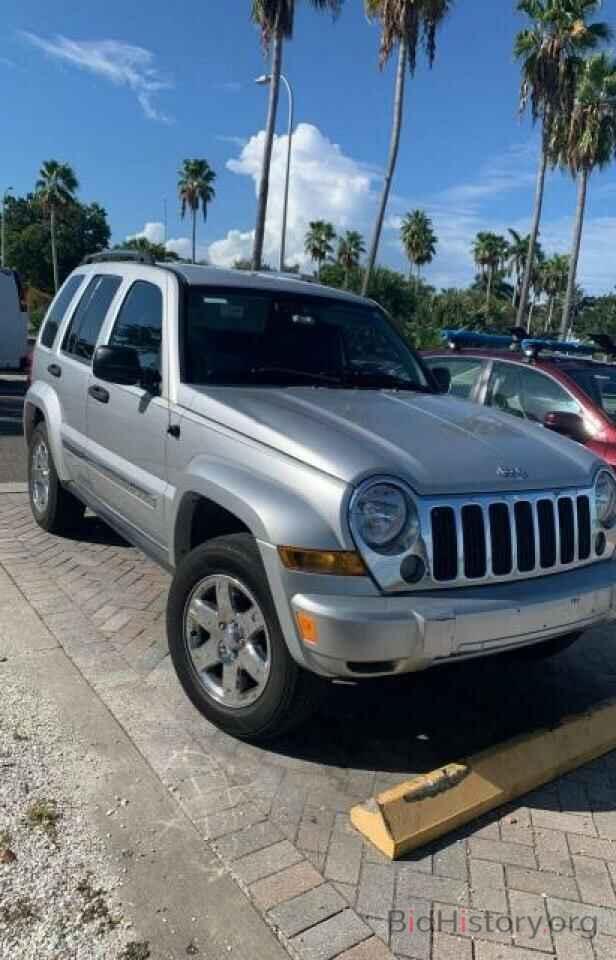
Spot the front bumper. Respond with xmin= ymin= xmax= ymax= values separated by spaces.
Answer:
xmin=292 ymin=560 xmax=616 ymax=678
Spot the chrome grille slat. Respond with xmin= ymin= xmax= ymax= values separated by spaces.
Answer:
xmin=428 ymin=486 xmax=597 ymax=587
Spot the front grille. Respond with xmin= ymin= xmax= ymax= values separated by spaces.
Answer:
xmin=430 ymin=491 xmax=594 ymax=584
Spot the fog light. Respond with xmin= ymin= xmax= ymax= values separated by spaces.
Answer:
xmin=596 ymin=532 xmax=607 ymax=557
xmin=400 ymin=555 xmax=426 ymax=584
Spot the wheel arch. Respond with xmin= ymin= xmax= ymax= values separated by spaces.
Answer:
xmin=23 ymin=384 xmax=69 ymax=482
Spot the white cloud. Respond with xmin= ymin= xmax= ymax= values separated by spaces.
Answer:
xmin=128 ymin=222 xmax=165 ymax=245
xmin=208 ymin=123 xmax=379 ymax=270
xmin=20 ymin=32 xmax=172 ymax=122
xmin=216 ymin=135 xmax=249 ymax=148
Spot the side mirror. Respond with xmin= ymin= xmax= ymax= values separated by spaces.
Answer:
xmin=93 ymin=345 xmax=142 ymax=387
xmin=544 ymin=411 xmax=589 ymax=444
xmin=431 ymin=366 xmax=451 ymax=394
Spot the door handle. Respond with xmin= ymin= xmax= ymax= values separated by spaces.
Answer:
xmin=47 ymin=363 xmax=61 ymax=378
xmin=88 ymin=384 xmax=110 ymax=404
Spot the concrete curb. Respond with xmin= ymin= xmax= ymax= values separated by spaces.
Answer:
xmin=0 ymin=482 xmax=27 ymax=494
xmin=351 ymin=701 xmax=616 ymax=859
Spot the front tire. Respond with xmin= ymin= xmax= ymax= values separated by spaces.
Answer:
xmin=167 ymin=534 xmax=315 ymax=742
xmin=28 ymin=422 xmax=85 ymax=535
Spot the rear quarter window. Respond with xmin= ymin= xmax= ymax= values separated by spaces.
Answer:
xmin=39 ymin=275 xmax=85 ymax=349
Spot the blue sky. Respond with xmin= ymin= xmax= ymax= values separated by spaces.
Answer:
xmin=2 ymin=0 xmax=616 ymax=291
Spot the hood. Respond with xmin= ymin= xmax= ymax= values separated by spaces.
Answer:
xmin=184 ymin=386 xmax=601 ymax=495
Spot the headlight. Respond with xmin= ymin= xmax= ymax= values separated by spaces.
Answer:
xmin=595 ymin=470 xmax=616 ymax=529
xmin=350 ymin=480 xmax=420 ymax=554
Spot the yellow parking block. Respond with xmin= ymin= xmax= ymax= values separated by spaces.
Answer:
xmin=350 ymin=701 xmax=616 ymax=860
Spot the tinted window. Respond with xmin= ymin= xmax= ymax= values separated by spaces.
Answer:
xmin=487 ymin=362 xmax=580 ymax=422
xmin=487 ymin=363 xmax=525 ymax=418
xmin=518 ymin=368 xmax=580 ymax=421
xmin=62 ymin=275 xmax=122 ymax=362
xmin=182 ymin=287 xmax=430 ymax=391
xmin=40 ymin=275 xmax=84 ymax=349
xmin=567 ymin=368 xmax=616 ymax=422
xmin=424 ymin=357 xmax=484 ymax=400
xmin=109 ymin=281 xmax=163 ymax=377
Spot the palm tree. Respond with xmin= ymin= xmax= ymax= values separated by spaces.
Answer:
xmin=401 ymin=210 xmax=437 ymax=283
xmin=472 ymin=232 xmax=509 ymax=308
xmin=178 ymin=159 xmax=216 ymax=264
xmin=527 ymin=246 xmax=546 ymax=332
xmin=361 ymin=0 xmax=452 ymax=296
xmin=251 ymin=1 xmax=342 ymax=270
xmin=560 ymin=53 xmax=616 ymax=335
xmin=35 ymin=160 xmax=79 ymax=293
xmin=305 ymin=221 xmax=336 ymax=279
xmin=507 ymin=229 xmax=530 ymax=307
xmin=337 ymin=230 xmax=365 ymax=288
xmin=514 ymin=0 xmax=610 ymax=328
xmin=541 ymin=253 xmax=570 ymax=330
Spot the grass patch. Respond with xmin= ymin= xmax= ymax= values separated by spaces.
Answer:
xmin=25 ymin=798 xmax=60 ymax=839
xmin=77 ymin=874 xmax=119 ymax=932
xmin=1 ymin=897 xmax=37 ymax=924
xmin=119 ymin=943 xmax=151 ymax=960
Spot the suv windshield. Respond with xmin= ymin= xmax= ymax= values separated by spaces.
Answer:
xmin=182 ymin=287 xmax=432 ymax=392
xmin=567 ymin=366 xmax=616 ymax=422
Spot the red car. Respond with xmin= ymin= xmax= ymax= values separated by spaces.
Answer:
xmin=422 ymin=338 xmax=616 ymax=469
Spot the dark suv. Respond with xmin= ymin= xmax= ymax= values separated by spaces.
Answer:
xmin=423 ymin=337 xmax=616 ymax=469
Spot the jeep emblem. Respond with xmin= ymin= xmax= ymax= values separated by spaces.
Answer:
xmin=497 ymin=465 xmax=528 ymax=480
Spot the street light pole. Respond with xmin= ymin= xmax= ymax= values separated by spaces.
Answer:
xmin=1 ymin=187 xmax=13 ymax=269
xmin=256 ymin=73 xmax=294 ymax=273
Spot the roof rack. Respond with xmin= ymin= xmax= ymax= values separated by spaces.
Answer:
xmin=442 ymin=328 xmax=596 ymax=361
xmin=520 ymin=337 xmax=595 ymax=359
xmin=590 ymin=334 xmax=616 ymax=357
xmin=81 ymin=249 xmax=156 ymax=266
xmin=442 ymin=329 xmax=522 ymax=351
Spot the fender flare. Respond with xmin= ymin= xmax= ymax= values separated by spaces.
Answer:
xmin=23 ymin=383 xmax=70 ymax=482
xmin=170 ymin=456 xmax=348 ymax=568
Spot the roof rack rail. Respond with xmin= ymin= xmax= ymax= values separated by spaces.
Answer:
xmin=81 ymin=249 xmax=156 ymax=266
xmin=590 ymin=333 xmax=616 ymax=356
xmin=521 ymin=337 xmax=595 ymax=359
xmin=442 ymin=329 xmax=519 ymax=351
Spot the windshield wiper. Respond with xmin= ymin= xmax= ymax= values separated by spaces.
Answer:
xmin=249 ymin=366 xmax=345 ymax=386
xmin=343 ymin=370 xmax=433 ymax=393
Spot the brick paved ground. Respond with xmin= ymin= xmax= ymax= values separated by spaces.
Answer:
xmin=2 ymin=488 xmax=616 ymax=959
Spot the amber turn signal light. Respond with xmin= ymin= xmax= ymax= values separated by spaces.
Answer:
xmin=296 ymin=611 xmax=319 ymax=645
xmin=278 ymin=546 xmax=366 ymax=576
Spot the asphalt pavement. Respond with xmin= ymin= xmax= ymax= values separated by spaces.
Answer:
xmin=0 ymin=374 xmax=27 ymax=482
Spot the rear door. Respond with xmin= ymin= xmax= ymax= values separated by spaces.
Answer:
xmin=85 ymin=277 xmax=169 ymax=551
xmin=56 ymin=274 xmax=123 ymax=487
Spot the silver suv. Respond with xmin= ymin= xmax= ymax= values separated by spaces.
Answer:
xmin=25 ymin=253 xmax=616 ymax=741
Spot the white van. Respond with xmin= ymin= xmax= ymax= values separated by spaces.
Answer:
xmin=0 ymin=269 xmax=28 ymax=369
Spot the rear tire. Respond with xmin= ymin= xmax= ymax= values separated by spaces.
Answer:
xmin=28 ymin=422 xmax=85 ymax=535
xmin=167 ymin=533 xmax=316 ymax=743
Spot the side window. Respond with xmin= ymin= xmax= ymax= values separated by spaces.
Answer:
xmin=487 ymin=363 xmax=525 ymax=419
xmin=62 ymin=275 xmax=122 ymax=363
xmin=519 ymin=369 xmax=581 ymax=423
xmin=108 ymin=281 xmax=163 ymax=378
xmin=39 ymin=275 xmax=84 ymax=349
xmin=425 ymin=357 xmax=484 ymax=400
